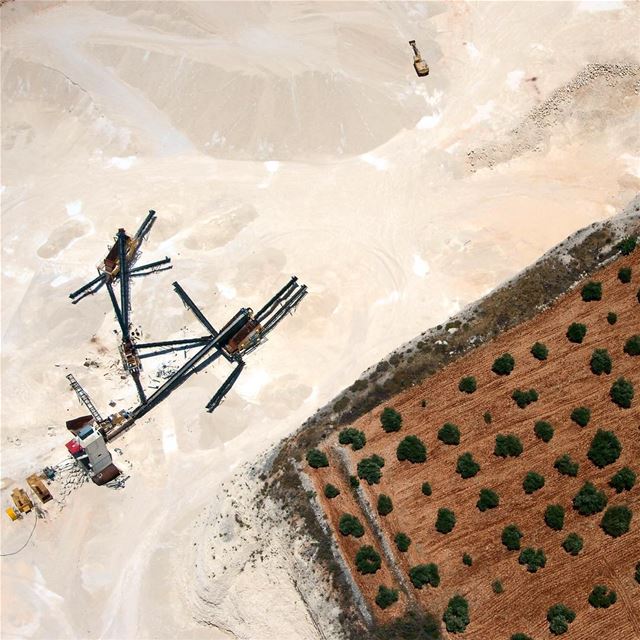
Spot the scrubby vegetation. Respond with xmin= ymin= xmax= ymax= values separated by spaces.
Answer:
xmin=357 ymin=456 xmax=385 ymax=485
xmin=349 ymin=475 xmax=360 ymax=488
xmin=512 ymin=388 xmax=539 ymax=408
xmin=492 ymin=579 xmax=504 ymax=594
xmin=324 ymin=483 xmax=340 ymax=499
xmin=502 ymin=524 xmax=523 ymax=551
xmin=570 ymin=406 xmax=591 ymax=427
xmin=380 ymin=407 xmax=402 ymax=432
xmin=306 ymin=448 xmax=329 ymax=468
xmin=483 ymin=411 xmax=492 ymax=424
xmin=338 ymin=427 xmax=366 ymax=450
xmin=618 ymin=266 xmax=632 ymax=283
xmin=397 ymin=435 xmax=427 ymax=463
xmin=624 ymin=334 xmax=640 ymax=356
xmin=635 ymin=562 xmax=640 ymax=584
xmin=518 ymin=547 xmax=546 ymax=573
xmin=511 ymin=634 xmax=533 ymax=640
xmin=355 ymin=545 xmax=381 ymax=574
xmin=462 ymin=553 xmax=473 ymax=566
xmin=581 ymin=281 xmax=602 ymax=301
xmin=458 ymin=376 xmax=477 ymax=393
xmin=377 ymin=494 xmax=393 ymax=516
xmin=339 ymin=514 xmax=365 ymax=538
xmin=607 ymin=311 xmax=618 ymax=325
xmin=443 ymin=595 xmax=470 ymax=633
xmin=572 ymin=482 xmax=607 ymax=516
xmin=409 ymin=563 xmax=440 ymax=589
xmin=531 ymin=341 xmax=549 ymax=360
xmin=435 ymin=508 xmax=456 ymax=534
xmin=534 ymin=420 xmax=554 ymax=442
xmin=610 ymin=377 xmax=634 ymax=408
xmin=438 ymin=423 xmax=461 ymax=445
xmin=588 ymin=429 xmax=622 ymax=468
xmin=494 ymin=434 xmax=523 ymax=458
xmin=394 ymin=532 xmax=411 ymax=552
xmin=375 ymin=585 xmax=399 ymax=610
xmin=567 ymin=322 xmax=587 ymax=343
xmin=547 ymin=603 xmax=576 ymax=635
xmin=523 ymin=471 xmax=545 ymax=494
xmin=421 ymin=481 xmax=432 ymax=496
xmin=477 ymin=488 xmax=499 ymax=512
xmin=492 ymin=353 xmax=515 ymax=375
xmin=456 ymin=452 xmax=481 ymax=478
xmin=600 ymin=505 xmax=632 ymax=538
xmin=545 ymin=504 xmax=565 ymax=530
xmin=590 ymin=348 xmax=612 ymax=375
xmin=554 ymin=454 xmax=579 ymax=477
xmin=588 ymin=585 xmax=617 ymax=609
xmin=609 ymin=467 xmax=636 ymax=493
xmin=562 ymin=532 xmax=584 ymax=556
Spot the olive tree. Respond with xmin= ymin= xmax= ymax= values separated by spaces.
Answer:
xmin=534 ymin=420 xmax=554 ymax=442
xmin=380 ymin=407 xmax=402 ymax=432
xmin=375 ymin=585 xmax=399 ymax=610
xmin=588 ymin=585 xmax=617 ymax=609
xmin=554 ymin=454 xmax=579 ymax=477
xmin=477 ymin=488 xmax=499 ymax=512
xmin=306 ymin=448 xmax=329 ymax=468
xmin=501 ymin=524 xmax=523 ymax=551
xmin=355 ymin=545 xmax=381 ymax=574
xmin=397 ymin=435 xmax=427 ymax=463
xmin=566 ymin=322 xmax=587 ymax=343
xmin=562 ymin=532 xmax=583 ymax=556
xmin=581 ymin=281 xmax=602 ymax=301
xmin=545 ymin=504 xmax=565 ymax=531
xmin=492 ymin=353 xmax=515 ymax=375
xmin=600 ymin=505 xmax=632 ymax=538
xmin=442 ymin=595 xmax=469 ymax=633
xmin=339 ymin=514 xmax=365 ymax=538
xmin=624 ymin=335 xmax=640 ymax=356
xmin=438 ymin=423 xmax=460 ymax=445
xmin=338 ymin=427 xmax=366 ymax=450
xmin=458 ymin=376 xmax=477 ymax=393
xmin=435 ymin=508 xmax=456 ymax=534
xmin=572 ymin=482 xmax=607 ymax=516
xmin=547 ymin=604 xmax=576 ymax=635
xmin=609 ymin=467 xmax=636 ymax=493
xmin=610 ymin=377 xmax=634 ymax=408
xmin=531 ymin=341 xmax=549 ymax=360
xmin=590 ymin=349 xmax=612 ymax=375
xmin=456 ymin=452 xmax=480 ymax=478
xmin=409 ymin=563 xmax=440 ymax=589
xmin=523 ymin=471 xmax=545 ymax=494
xmin=588 ymin=429 xmax=621 ymax=468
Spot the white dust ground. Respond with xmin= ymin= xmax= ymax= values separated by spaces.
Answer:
xmin=1 ymin=2 xmax=639 ymax=638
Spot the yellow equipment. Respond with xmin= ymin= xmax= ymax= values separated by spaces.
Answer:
xmin=409 ymin=40 xmax=429 ymax=77
xmin=26 ymin=474 xmax=53 ymax=504
xmin=6 ymin=507 xmax=20 ymax=521
xmin=11 ymin=488 xmax=33 ymax=513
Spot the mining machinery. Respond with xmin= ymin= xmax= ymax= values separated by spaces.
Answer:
xmin=65 ymin=276 xmax=307 ymax=440
xmin=409 ymin=40 xmax=429 ymax=77
xmin=68 ymin=211 xmax=172 ymax=403
xmin=106 ymin=275 xmax=307 ymax=440
xmin=63 ymin=209 xmax=307 ymax=486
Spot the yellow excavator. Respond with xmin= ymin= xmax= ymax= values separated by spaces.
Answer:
xmin=409 ymin=40 xmax=429 ymax=77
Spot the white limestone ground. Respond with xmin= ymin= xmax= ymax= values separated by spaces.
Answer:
xmin=1 ymin=1 xmax=639 ymax=638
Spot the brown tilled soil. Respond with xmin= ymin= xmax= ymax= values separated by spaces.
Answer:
xmin=310 ymin=249 xmax=639 ymax=639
